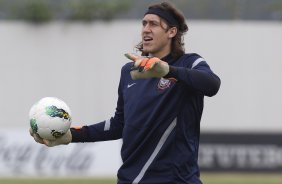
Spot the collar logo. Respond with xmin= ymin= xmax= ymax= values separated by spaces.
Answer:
xmin=157 ymin=78 xmax=177 ymax=90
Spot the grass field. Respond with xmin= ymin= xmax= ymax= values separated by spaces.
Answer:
xmin=1 ymin=173 xmax=282 ymax=184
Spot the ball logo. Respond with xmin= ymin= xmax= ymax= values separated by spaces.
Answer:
xmin=51 ymin=130 xmax=65 ymax=138
xmin=30 ymin=118 xmax=38 ymax=133
xmin=45 ymin=105 xmax=71 ymax=121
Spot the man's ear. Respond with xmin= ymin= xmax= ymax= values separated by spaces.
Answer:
xmin=168 ymin=27 xmax=177 ymax=38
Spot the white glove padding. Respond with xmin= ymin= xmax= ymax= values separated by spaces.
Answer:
xmin=29 ymin=128 xmax=72 ymax=147
xmin=125 ymin=53 xmax=169 ymax=80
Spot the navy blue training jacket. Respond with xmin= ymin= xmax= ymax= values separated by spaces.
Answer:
xmin=71 ymin=53 xmax=221 ymax=184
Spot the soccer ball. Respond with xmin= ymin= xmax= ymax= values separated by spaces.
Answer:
xmin=29 ymin=97 xmax=72 ymax=141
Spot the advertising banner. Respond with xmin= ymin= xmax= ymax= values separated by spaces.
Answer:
xmin=2 ymin=130 xmax=282 ymax=176
xmin=199 ymin=132 xmax=282 ymax=172
xmin=0 ymin=129 xmax=122 ymax=177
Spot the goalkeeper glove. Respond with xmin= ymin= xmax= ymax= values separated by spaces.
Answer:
xmin=29 ymin=128 xmax=72 ymax=147
xmin=125 ymin=53 xmax=169 ymax=80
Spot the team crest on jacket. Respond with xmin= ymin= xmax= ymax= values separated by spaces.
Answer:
xmin=157 ymin=78 xmax=177 ymax=90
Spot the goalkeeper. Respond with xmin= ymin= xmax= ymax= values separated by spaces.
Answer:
xmin=30 ymin=1 xmax=220 ymax=184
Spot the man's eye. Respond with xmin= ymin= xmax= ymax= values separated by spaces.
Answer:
xmin=151 ymin=22 xmax=159 ymax=26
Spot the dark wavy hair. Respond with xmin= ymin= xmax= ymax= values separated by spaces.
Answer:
xmin=136 ymin=2 xmax=188 ymax=60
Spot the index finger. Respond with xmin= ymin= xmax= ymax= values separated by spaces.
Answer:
xmin=124 ymin=53 xmax=140 ymax=61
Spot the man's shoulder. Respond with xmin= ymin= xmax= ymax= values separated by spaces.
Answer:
xmin=121 ymin=62 xmax=132 ymax=71
xmin=119 ymin=62 xmax=133 ymax=80
xmin=176 ymin=53 xmax=205 ymax=68
xmin=180 ymin=53 xmax=204 ymax=61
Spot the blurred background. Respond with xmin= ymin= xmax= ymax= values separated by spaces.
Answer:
xmin=0 ymin=0 xmax=282 ymax=183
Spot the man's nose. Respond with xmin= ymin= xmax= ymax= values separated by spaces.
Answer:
xmin=143 ymin=24 xmax=151 ymax=32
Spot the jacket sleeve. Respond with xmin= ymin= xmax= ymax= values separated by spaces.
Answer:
xmin=71 ymin=74 xmax=124 ymax=143
xmin=166 ymin=57 xmax=221 ymax=97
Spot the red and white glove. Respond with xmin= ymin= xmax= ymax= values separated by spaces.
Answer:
xmin=125 ymin=53 xmax=169 ymax=80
